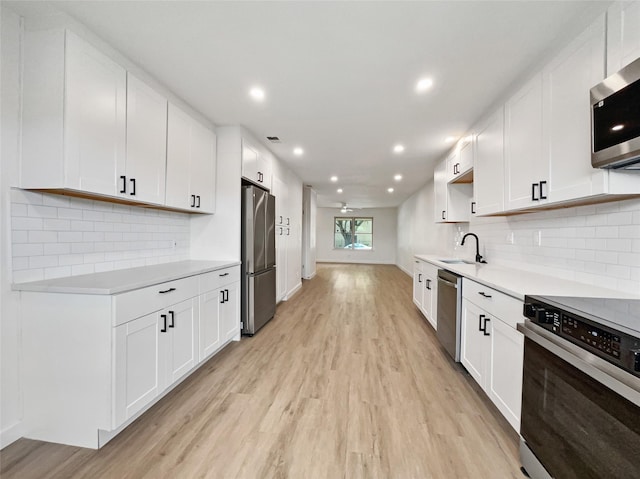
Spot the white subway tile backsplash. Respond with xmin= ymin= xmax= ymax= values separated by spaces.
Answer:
xmin=11 ymin=189 xmax=190 ymax=283
xmin=470 ymin=197 xmax=640 ymax=295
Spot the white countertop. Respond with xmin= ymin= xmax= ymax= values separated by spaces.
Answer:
xmin=12 ymin=260 xmax=241 ymax=295
xmin=415 ymin=254 xmax=640 ymax=301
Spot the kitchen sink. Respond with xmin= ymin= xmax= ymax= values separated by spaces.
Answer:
xmin=438 ymin=259 xmax=476 ymax=265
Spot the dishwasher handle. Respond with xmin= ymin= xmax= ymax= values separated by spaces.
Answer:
xmin=438 ymin=276 xmax=458 ymax=288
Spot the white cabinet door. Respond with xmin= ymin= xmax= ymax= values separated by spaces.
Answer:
xmin=165 ymin=299 xmax=198 ymax=385
xmin=607 ymin=1 xmax=640 ymax=75
xmin=474 ymin=108 xmax=505 ymax=216
xmin=544 ymin=15 xmax=606 ymax=204
xmin=64 ymin=31 xmax=126 ymax=196
xmin=242 ymin=140 xmax=261 ymax=185
xmin=488 ymin=317 xmax=524 ymax=432
xmin=114 ymin=312 xmax=162 ymax=427
xmin=125 ymin=73 xmax=167 ymax=205
xmin=445 ymin=150 xmax=459 ymax=183
xmin=273 ymin=175 xmax=288 ymax=302
xmin=505 ymin=74 xmax=546 ymax=210
xmin=422 ymin=263 xmax=438 ymax=329
xmin=413 ymin=260 xmax=424 ymax=309
xmin=165 ymin=104 xmax=193 ymax=210
xmin=189 ymin=121 xmax=216 ymax=213
xmin=434 ymin=160 xmax=449 ymax=222
xmin=166 ymin=104 xmax=217 ymax=213
xmin=220 ymin=282 xmax=240 ymax=343
xmin=461 ymin=299 xmax=489 ymax=389
xmin=457 ymin=137 xmax=474 ymax=177
xmin=199 ymin=289 xmax=222 ymax=361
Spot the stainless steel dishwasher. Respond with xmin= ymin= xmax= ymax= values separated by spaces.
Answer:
xmin=436 ymin=269 xmax=462 ymax=362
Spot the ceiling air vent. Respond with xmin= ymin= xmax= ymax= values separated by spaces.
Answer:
xmin=266 ymin=136 xmax=281 ymax=143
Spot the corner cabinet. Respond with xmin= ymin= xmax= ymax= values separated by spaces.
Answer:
xmin=434 ymin=160 xmax=472 ymax=223
xmin=460 ymin=279 xmax=524 ymax=432
xmin=166 ymin=103 xmax=217 ymax=213
xmin=20 ymin=264 xmax=240 ymax=449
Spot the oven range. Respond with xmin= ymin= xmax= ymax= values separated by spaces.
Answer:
xmin=519 ymin=295 xmax=640 ymax=479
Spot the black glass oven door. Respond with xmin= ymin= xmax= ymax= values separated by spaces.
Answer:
xmin=521 ymin=337 xmax=640 ymax=479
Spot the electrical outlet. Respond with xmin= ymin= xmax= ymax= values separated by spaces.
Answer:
xmin=533 ymin=230 xmax=542 ymax=246
xmin=506 ymin=232 xmax=515 ymax=245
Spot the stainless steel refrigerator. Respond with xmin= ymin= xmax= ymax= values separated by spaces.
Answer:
xmin=241 ymin=185 xmax=276 ymax=335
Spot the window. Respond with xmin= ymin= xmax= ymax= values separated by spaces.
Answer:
xmin=334 ymin=217 xmax=373 ymax=250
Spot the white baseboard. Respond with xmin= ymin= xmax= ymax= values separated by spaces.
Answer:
xmin=398 ymin=264 xmax=412 ymax=276
xmin=1 ymin=421 xmax=23 ymax=449
xmin=302 ymin=271 xmax=316 ymax=280
xmin=285 ymin=282 xmax=302 ymax=300
xmin=316 ymin=259 xmax=395 ymax=265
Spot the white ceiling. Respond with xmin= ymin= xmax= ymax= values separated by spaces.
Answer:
xmin=9 ymin=1 xmax=609 ymax=208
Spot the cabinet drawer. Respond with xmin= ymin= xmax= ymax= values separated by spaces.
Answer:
xmin=113 ymin=275 xmax=199 ymax=326
xmin=200 ymin=266 xmax=241 ymax=293
xmin=462 ymin=279 xmax=523 ymax=329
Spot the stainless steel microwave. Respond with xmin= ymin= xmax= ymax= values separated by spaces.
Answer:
xmin=591 ymin=56 xmax=640 ymax=169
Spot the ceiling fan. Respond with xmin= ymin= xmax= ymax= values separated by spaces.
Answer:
xmin=339 ymin=203 xmax=358 ymax=214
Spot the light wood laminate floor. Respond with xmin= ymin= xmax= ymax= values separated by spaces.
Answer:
xmin=1 ymin=264 xmax=523 ymax=478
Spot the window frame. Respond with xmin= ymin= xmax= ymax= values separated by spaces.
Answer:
xmin=333 ymin=216 xmax=374 ymax=251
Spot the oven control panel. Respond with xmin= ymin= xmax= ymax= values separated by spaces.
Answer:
xmin=561 ymin=315 xmax=621 ymax=359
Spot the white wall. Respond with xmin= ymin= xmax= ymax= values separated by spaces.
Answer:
xmin=1 ymin=6 xmax=24 ymax=447
xmin=317 ymin=206 xmax=398 ymax=265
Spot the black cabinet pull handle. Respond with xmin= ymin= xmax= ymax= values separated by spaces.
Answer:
xmin=219 ymin=272 xmax=229 ymax=277
xmin=168 ymin=310 xmax=175 ymax=328
xmin=471 ymin=201 xmax=476 ymax=214
xmin=196 ymin=195 xmax=201 ymax=208
xmin=479 ymin=314 xmax=485 ymax=332
xmin=286 ymin=228 xmax=290 ymax=236
xmin=220 ymin=290 xmax=225 ymax=304
xmin=159 ymin=287 xmax=176 ymax=294
xmin=286 ymin=217 xmax=290 ymax=226
xmin=279 ymin=215 xmax=283 ymax=224
xmin=539 ymin=180 xmax=547 ymax=200
xmin=120 ymin=175 xmax=127 ymax=194
xmin=418 ymin=273 xmax=422 ymax=283
xmin=279 ymin=227 xmax=283 ymax=235
xmin=426 ymin=279 xmax=431 ymax=290
xmin=478 ymin=291 xmax=492 ymax=298
xmin=161 ymin=314 xmax=167 ymax=333
xmin=130 ymin=178 xmax=136 ymax=196
xmin=483 ymin=317 xmax=491 ymax=336
xmin=531 ymin=182 xmax=539 ymax=201
xmin=191 ymin=195 xmax=196 ymax=207
xmin=224 ymin=289 xmax=229 ymax=302
xmin=442 ymin=210 xmax=446 ymax=220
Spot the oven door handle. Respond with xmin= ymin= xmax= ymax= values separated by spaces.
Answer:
xmin=518 ymin=320 xmax=640 ymax=406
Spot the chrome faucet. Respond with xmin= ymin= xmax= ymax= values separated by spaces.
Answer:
xmin=461 ymin=233 xmax=487 ymax=264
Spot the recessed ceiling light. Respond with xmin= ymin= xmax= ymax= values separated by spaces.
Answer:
xmin=293 ymin=147 xmax=304 ymax=156
xmin=393 ymin=144 xmax=405 ymax=154
xmin=394 ymin=174 xmax=402 ymax=181
xmin=611 ymin=124 xmax=624 ymax=131
xmin=416 ymin=77 xmax=433 ymax=93
xmin=387 ymin=187 xmax=394 ymax=193
xmin=337 ymin=188 xmax=343 ymax=193
xmin=330 ymin=176 xmax=338 ymax=182
xmin=445 ymin=136 xmax=456 ymax=143
xmin=249 ymin=87 xmax=265 ymax=101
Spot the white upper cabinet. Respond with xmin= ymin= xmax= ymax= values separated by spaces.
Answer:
xmin=242 ymin=139 xmax=272 ymax=190
xmin=504 ymin=73 xmax=546 ymax=211
xmin=434 ymin=158 xmax=472 ymax=223
xmin=166 ymin=103 xmax=217 ymax=213
xmin=607 ymin=1 xmax=640 ymax=75
xmin=447 ymin=137 xmax=474 ymax=183
xmin=124 ymin=74 xmax=168 ymax=205
xmin=474 ymin=107 xmax=505 ymax=216
xmin=21 ymin=29 xmax=127 ymax=196
xmin=543 ymin=15 xmax=606 ymax=204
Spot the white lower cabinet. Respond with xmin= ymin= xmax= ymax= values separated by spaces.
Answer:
xmin=460 ymin=279 xmax=524 ymax=432
xmin=412 ymin=258 xmax=438 ymax=329
xmin=20 ymin=265 xmax=239 ymax=449
xmin=199 ymin=269 xmax=240 ymax=362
